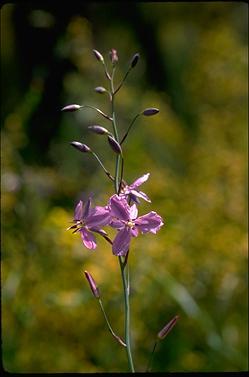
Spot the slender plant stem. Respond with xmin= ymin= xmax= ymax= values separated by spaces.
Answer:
xmin=118 ymin=257 xmax=135 ymax=372
xmin=80 ymin=104 xmax=112 ymax=121
xmin=91 ymin=151 xmax=114 ymax=181
xmin=110 ymin=66 xmax=135 ymax=372
xmin=146 ymin=340 xmax=158 ymax=372
xmin=120 ymin=113 xmax=141 ymax=145
xmin=98 ymin=298 xmax=127 ymax=347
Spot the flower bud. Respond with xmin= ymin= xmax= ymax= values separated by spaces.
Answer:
xmin=94 ymin=86 xmax=107 ymax=94
xmin=70 ymin=141 xmax=91 ymax=153
xmin=130 ymin=53 xmax=140 ymax=68
xmin=84 ymin=270 xmax=100 ymax=298
xmin=142 ymin=108 xmax=159 ymax=116
xmin=93 ymin=49 xmax=104 ymax=62
xmin=109 ymin=48 xmax=118 ymax=65
xmin=108 ymin=136 xmax=122 ymax=154
xmin=157 ymin=315 xmax=179 ymax=340
xmin=88 ymin=125 xmax=109 ymax=135
xmin=61 ymin=104 xmax=82 ymax=112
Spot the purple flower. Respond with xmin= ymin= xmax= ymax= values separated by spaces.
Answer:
xmin=120 ymin=173 xmax=151 ymax=203
xmin=67 ymin=198 xmax=110 ymax=250
xmin=109 ymin=195 xmax=164 ymax=256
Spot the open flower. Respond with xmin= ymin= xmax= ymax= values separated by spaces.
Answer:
xmin=120 ymin=173 xmax=151 ymax=203
xmin=109 ymin=195 xmax=164 ymax=256
xmin=67 ymin=198 xmax=110 ymax=249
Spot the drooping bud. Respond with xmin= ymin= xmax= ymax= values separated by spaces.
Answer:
xmin=61 ymin=104 xmax=82 ymax=112
xmin=70 ymin=141 xmax=91 ymax=153
xmin=84 ymin=270 xmax=100 ymax=298
xmin=94 ymin=86 xmax=107 ymax=94
xmin=109 ymin=48 xmax=118 ymax=65
xmin=130 ymin=53 xmax=140 ymax=68
xmin=93 ymin=49 xmax=104 ymax=62
xmin=88 ymin=125 xmax=109 ymax=135
xmin=157 ymin=315 xmax=179 ymax=340
xmin=108 ymin=136 xmax=122 ymax=154
xmin=142 ymin=108 xmax=160 ymax=116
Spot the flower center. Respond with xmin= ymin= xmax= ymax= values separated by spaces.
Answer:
xmin=127 ymin=220 xmax=135 ymax=228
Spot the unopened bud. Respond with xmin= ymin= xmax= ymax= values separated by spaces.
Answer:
xmin=130 ymin=53 xmax=140 ymax=68
xmin=93 ymin=49 xmax=104 ymax=62
xmin=70 ymin=141 xmax=91 ymax=153
xmin=94 ymin=86 xmax=107 ymax=94
xmin=109 ymin=48 xmax=118 ymax=65
xmin=88 ymin=125 xmax=109 ymax=135
xmin=84 ymin=270 xmax=100 ymax=298
xmin=157 ymin=315 xmax=179 ymax=340
xmin=61 ymin=104 xmax=82 ymax=112
xmin=142 ymin=108 xmax=159 ymax=116
xmin=108 ymin=136 xmax=122 ymax=154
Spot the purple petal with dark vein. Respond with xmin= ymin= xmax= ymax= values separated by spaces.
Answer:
xmin=130 ymin=227 xmax=139 ymax=237
xmin=109 ymin=219 xmax=124 ymax=229
xmin=74 ymin=200 xmax=83 ymax=220
xmin=112 ymin=227 xmax=131 ymax=256
xmin=90 ymin=227 xmax=107 ymax=236
xmin=135 ymin=211 xmax=164 ymax=234
xmin=129 ymin=173 xmax=150 ymax=189
xmin=109 ymin=195 xmax=130 ymax=221
xmin=128 ymin=192 xmax=140 ymax=204
xmin=86 ymin=206 xmax=111 ymax=228
xmin=80 ymin=228 xmax=97 ymax=249
xmin=82 ymin=197 xmax=91 ymax=219
xmin=130 ymin=189 xmax=151 ymax=203
xmin=129 ymin=203 xmax=138 ymax=220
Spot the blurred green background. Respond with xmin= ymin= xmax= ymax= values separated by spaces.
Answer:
xmin=1 ymin=2 xmax=248 ymax=373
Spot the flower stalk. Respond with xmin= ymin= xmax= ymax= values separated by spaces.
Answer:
xmin=109 ymin=64 xmax=135 ymax=372
xmin=62 ymin=48 xmax=167 ymax=373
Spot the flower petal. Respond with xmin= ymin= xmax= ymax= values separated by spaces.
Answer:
xmin=109 ymin=219 xmax=124 ymax=229
xmin=130 ymin=173 xmax=150 ymax=189
xmin=86 ymin=206 xmax=111 ymax=228
xmin=130 ymin=227 xmax=139 ymax=237
xmin=130 ymin=203 xmax=138 ymax=220
xmin=135 ymin=211 xmax=164 ymax=234
xmin=82 ymin=197 xmax=91 ymax=219
xmin=112 ymin=227 xmax=131 ymax=256
xmin=130 ymin=189 xmax=151 ymax=203
xmin=74 ymin=200 xmax=83 ymax=221
xmin=109 ymin=195 xmax=130 ymax=221
xmin=80 ymin=228 xmax=97 ymax=249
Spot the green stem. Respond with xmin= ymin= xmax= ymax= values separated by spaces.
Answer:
xmin=98 ymin=298 xmax=126 ymax=348
xmin=110 ymin=67 xmax=135 ymax=372
xmin=120 ymin=113 xmax=141 ymax=145
xmin=119 ymin=257 xmax=135 ymax=372
xmin=91 ymin=151 xmax=114 ymax=182
xmin=146 ymin=340 xmax=158 ymax=372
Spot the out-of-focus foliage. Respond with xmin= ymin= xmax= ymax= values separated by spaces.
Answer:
xmin=1 ymin=2 xmax=248 ymax=373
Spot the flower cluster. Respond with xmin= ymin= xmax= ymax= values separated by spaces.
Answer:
xmin=68 ymin=174 xmax=163 ymax=256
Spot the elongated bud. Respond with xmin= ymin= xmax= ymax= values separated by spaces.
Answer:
xmin=130 ymin=53 xmax=140 ymax=68
xmin=84 ymin=270 xmax=100 ymax=298
xmin=157 ymin=315 xmax=179 ymax=340
xmin=143 ymin=108 xmax=160 ymax=116
xmin=61 ymin=104 xmax=82 ymax=112
xmin=88 ymin=125 xmax=109 ymax=135
xmin=94 ymin=86 xmax=107 ymax=94
xmin=109 ymin=48 xmax=118 ymax=65
xmin=70 ymin=141 xmax=91 ymax=153
xmin=93 ymin=49 xmax=104 ymax=62
xmin=108 ymin=136 xmax=122 ymax=154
